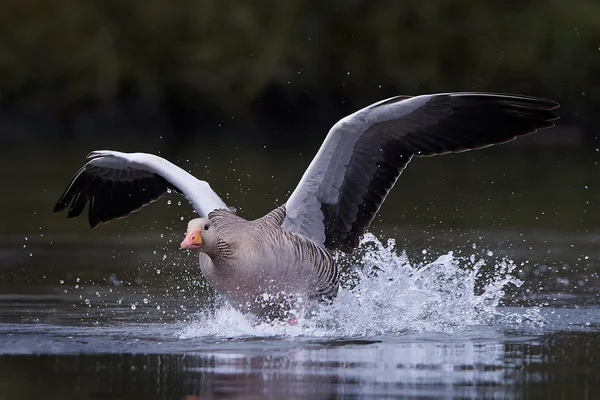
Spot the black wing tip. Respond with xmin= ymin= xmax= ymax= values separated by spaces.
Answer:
xmin=54 ymin=154 xmax=181 ymax=229
xmin=54 ymin=191 xmax=100 ymax=228
xmin=53 ymin=189 xmax=83 ymax=215
xmin=503 ymin=94 xmax=560 ymax=111
xmin=537 ymin=98 xmax=560 ymax=111
xmin=448 ymin=92 xmax=561 ymax=131
xmin=66 ymin=208 xmax=83 ymax=219
xmin=88 ymin=203 xmax=117 ymax=229
xmin=88 ymin=217 xmax=102 ymax=229
xmin=505 ymin=96 xmax=561 ymax=116
xmin=446 ymin=92 xmax=560 ymax=111
xmin=55 ymin=194 xmax=111 ymax=229
xmin=53 ymin=200 xmax=68 ymax=213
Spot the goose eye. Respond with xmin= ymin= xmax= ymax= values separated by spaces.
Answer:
xmin=204 ymin=224 xmax=210 ymax=231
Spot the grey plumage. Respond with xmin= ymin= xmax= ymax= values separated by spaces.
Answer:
xmin=282 ymin=93 xmax=559 ymax=252
xmin=196 ymin=207 xmax=336 ymax=318
xmin=53 ymin=92 xmax=559 ymax=319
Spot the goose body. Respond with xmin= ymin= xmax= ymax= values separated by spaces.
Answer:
xmin=53 ymin=92 xmax=560 ymax=319
xmin=196 ymin=207 xmax=335 ymax=318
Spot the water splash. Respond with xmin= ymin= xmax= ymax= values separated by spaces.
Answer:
xmin=180 ymin=234 xmax=541 ymax=339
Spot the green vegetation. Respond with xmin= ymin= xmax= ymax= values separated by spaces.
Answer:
xmin=0 ymin=0 xmax=597 ymax=133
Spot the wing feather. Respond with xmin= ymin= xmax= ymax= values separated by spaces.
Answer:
xmin=54 ymin=151 xmax=227 ymax=228
xmin=282 ymin=92 xmax=560 ymax=253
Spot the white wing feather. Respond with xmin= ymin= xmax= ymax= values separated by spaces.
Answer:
xmin=54 ymin=150 xmax=228 ymax=227
xmin=87 ymin=150 xmax=227 ymax=217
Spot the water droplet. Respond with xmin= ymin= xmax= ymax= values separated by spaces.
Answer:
xmin=143 ymin=298 xmax=149 ymax=304
xmin=59 ymin=279 xmax=64 ymax=284
xmin=84 ymin=299 xmax=90 ymax=305
xmin=131 ymin=304 xmax=137 ymax=310
xmin=487 ymin=251 xmax=494 ymax=256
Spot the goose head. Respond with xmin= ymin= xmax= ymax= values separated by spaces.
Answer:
xmin=180 ymin=218 xmax=217 ymax=253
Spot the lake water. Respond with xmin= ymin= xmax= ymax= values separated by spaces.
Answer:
xmin=0 ymin=140 xmax=599 ymax=399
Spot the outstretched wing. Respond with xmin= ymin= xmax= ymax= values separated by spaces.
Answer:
xmin=54 ymin=150 xmax=228 ymax=228
xmin=282 ymin=92 xmax=560 ymax=253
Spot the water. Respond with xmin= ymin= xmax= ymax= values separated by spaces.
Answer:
xmin=1 ymin=142 xmax=600 ymax=398
xmin=2 ymin=231 xmax=599 ymax=398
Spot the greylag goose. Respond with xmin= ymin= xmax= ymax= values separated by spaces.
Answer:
xmin=54 ymin=93 xmax=559 ymax=320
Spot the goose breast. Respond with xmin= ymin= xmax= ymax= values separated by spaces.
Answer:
xmin=199 ymin=208 xmax=336 ymax=316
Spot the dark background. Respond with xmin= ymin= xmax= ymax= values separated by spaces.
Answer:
xmin=0 ymin=0 xmax=597 ymax=149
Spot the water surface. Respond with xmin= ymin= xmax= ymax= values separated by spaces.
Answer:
xmin=1 ymin=142 xmax=599 ymax=398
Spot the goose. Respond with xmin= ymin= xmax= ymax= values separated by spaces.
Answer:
xmin=54 ymin=92 xmax=559 ymax=321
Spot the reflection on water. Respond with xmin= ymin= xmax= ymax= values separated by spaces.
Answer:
xmin=1 ymin=330 xmax=599 ymax=399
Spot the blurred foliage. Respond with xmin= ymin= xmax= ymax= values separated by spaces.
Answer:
xmin=0 ymin=0 xmax=597 ymax=136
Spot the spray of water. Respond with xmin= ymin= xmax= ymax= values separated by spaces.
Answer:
xmin=180 ymin=234 xmax=541 ymax=339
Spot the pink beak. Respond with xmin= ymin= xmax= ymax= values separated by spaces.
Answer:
xmin=180 ymin=229 xmax=203 ymax=249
